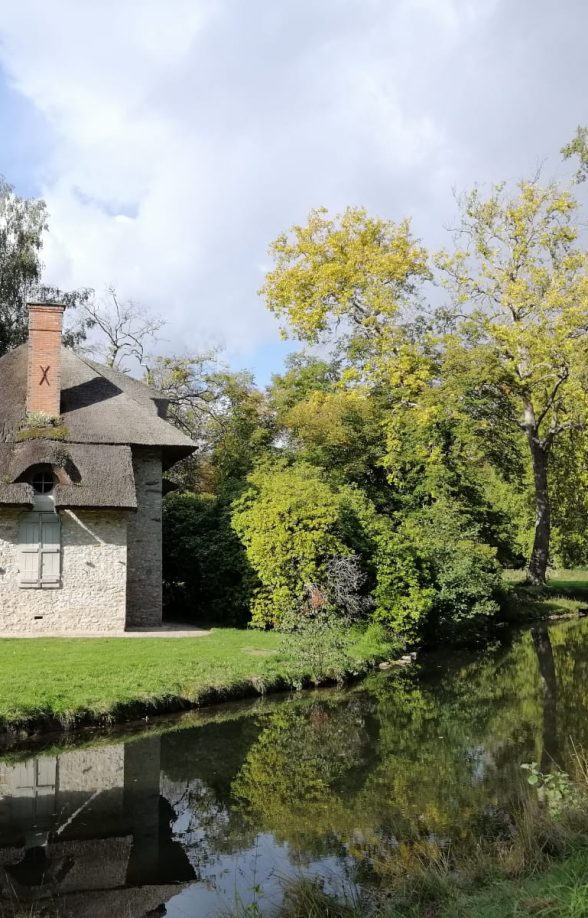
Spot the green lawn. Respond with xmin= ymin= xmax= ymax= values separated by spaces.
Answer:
xmin=0 ymin=626 xmax=389 ymax=732
xmin=504 ymin=568 xmax=588 ymax=618
xmin=3 ymin=568 xmax=588 ymax=735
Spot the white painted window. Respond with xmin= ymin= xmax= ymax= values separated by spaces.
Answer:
xmin=18 ymin=512 xmax=61 ymax=589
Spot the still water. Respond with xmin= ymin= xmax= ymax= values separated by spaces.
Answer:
xmin=0 ymin=618 xmax=587 ymax=916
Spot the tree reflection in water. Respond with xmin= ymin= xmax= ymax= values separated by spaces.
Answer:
xmin=1 ymin=617 xmax=588 ymax=914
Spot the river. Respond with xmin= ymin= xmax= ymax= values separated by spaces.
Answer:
xmin=1 ymin=617 xmax=587 ymax=916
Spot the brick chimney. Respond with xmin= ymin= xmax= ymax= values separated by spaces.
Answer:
xmin=26 ymin=303 xmax=65 ymax=418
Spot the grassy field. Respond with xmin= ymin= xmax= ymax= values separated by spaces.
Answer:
xmin=2 ymin=568 xmax=587 ymax=736
xmin=0 ymin=625 xmax=390 ymax=733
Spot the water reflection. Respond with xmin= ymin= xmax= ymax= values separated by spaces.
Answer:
xmin=0 ymin=736 xmax=195 ymax=915
xmin=0 ymin=617 xmax=587 ymax=916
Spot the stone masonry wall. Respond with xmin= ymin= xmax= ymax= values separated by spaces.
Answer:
xmin=58 ymin=745 xmax=125 ymax=793
xmin=0 ymin=508 xmax=127 ymax=633
xmin=126 ymin=447 xmax=163 ymax=628
xmin=0 ymin=745 xmax=125 ymax=799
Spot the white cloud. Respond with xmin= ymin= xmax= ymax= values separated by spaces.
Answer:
xmin=0 ymin=0 xmax=586 ymax=370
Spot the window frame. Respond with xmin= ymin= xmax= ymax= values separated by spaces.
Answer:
xmin=30 ymin=468 xmax=56 ymax=495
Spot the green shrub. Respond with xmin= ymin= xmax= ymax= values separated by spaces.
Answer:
xmin=162 ymin=491 xmax=253 ymax=625
xmin=396 ymin=503 xmax=501 ymax=643
xmin=231 ymin=462 xmax=500 ymax=642
xmin=231 ymin=462 xmax=349 ymax=628
xmin=354 ymin=497 xmax=500 ymax=643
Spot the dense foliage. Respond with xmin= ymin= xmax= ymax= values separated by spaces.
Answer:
xmin=160 ymin=159 xmax=588 ymax=642
xmin=162 ymin=492 xmax=253 ymax=625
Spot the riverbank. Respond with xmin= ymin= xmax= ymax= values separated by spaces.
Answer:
xmin=1 ymin=614 xmax=587 ymax=916
xmin=263 ymin=848 xmax=588 ymax=917
xmin=504 ymin=567 xmax=588 ymax=620
xmin=0 ymin=624 xmax=395 ymax=737
xmin=1 ymin=568 xmax=585 ymax=739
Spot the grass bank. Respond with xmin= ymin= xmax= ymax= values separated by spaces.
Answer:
xmin=446 ymin=848 xmax=588 ymax=917
xmin=261 ymin=849 xmax=588 ymax=917
xmin=504 ymin=567 xmax=588 ymax=620
xmin=3 ymin=567 xmax=587 ymax=738
xmin=0 ymin=625 xmax=394 ymax=736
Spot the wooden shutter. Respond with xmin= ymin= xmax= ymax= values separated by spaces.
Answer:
xmin=19 ymin=512 xmax=61 ymax=589
xmin=40 ymin=515 xmax=61 ymax=587
xmin=19 ymin=514 xmax=41 ymax=587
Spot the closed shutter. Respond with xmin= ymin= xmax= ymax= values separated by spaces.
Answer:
xmin=19 ymin=515 xmax=41 ymax=587
xmin=40 ymin=516 xmax=61 ymax=587
xmin=19 ymin=512 xmax=61 ymax=589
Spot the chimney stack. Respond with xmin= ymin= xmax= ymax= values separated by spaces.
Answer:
xmin=26 ymin=303 xmax=65 ymax=418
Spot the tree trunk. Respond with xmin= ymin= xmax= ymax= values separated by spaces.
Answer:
xmin=526 ymin=434 xmax=550 ymax=586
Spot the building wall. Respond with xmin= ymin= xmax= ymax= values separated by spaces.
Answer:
xmin=58 ymin=745 xmax=126 ymax=793
xmin=0 ymin=508 xmax=127 ymax=633
xmin=126 ymin=447 xmax=163 ymax=628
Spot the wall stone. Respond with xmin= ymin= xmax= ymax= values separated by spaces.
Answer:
xmin=0 ymin=508 xmax=127 ymax=633
xmin=126 ymin=447 xmax=163 ymax=628
xmin=58 ymin=745 xmax=125 ymax=793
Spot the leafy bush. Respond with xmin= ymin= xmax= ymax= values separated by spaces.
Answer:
xmin=396 ymin=503 xmax=501 ymax=643
xmin=281 ymin=608 xmax=356 ymax=684
xmin=231 ymin=462 xmax=500 ymax=642
xmin=349 ymin=495 xmax=500 ymax=643
xmin=162 ymin=491 xmax=253 ymax=625
xmin=231 ymin=462 xmax=350 ymax=628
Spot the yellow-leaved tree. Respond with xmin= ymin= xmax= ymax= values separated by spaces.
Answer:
xmin=261 ymin=206 xmax=430 ymax=374
xmin=438 ymin=178 xmax=588 ymax=585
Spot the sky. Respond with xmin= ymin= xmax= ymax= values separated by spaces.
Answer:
xmin=0 ymin=0 xmax=586 ymax=384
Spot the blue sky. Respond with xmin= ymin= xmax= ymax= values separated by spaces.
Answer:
xmin=0 ymin=0 xmax=586 ymax=386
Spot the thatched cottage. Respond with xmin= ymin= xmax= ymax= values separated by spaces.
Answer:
xmin=0 ymin=303 xmax=195 ymax=633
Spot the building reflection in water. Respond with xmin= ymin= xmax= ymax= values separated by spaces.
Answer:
xmin=0 ymin=735 xmax=195 ymax=916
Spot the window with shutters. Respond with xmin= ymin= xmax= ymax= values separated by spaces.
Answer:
xmin=18 ymin=512 xmax=62 ymax=589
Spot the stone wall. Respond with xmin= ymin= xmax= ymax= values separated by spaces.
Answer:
xmin=0 ymin=508 xmax=127 ymax=633
xmin=58 ymin=745 xmax=125 ymax=793
xmin=126 ymin=447 xmax=163 ymax=628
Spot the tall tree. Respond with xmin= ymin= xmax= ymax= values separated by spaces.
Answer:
xmin=438 ymin=179 xmax=588 ymax=585
xmin=261 ymin=206 xmax=430 ymax=375
xmin=261 ymin=206 xmax=434 ymax=492
xmin=0 ymin=176 xmax=91 ymax=355
xmin=561 ymin=125 xmax=588 ymax=183
xmin=80 ymin=287 xmax=165 ymax=371
xmin=0 ymin=177 xmax=47 ymax=355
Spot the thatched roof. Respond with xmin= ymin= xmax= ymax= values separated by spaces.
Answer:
xmin=0 ymin=482 xmax=34 ymax=507
xmin=0 ymin=345 xmax=194 ymax=458
xmin=0 ymin=345 xmax=195 ymax=508
xmin=0 ymin=442 xmax=137 ymax=509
